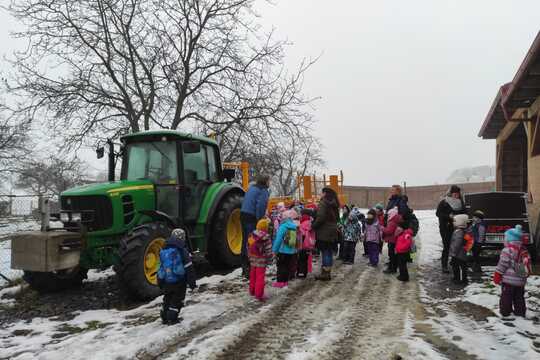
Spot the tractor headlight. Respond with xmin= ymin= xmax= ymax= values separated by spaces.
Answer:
xmin=60 ymin=212 xmax=70 ymax=223
xmin=71 ymin=212 xmax=82 ymax=222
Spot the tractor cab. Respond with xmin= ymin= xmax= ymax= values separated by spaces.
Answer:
xmin=120 ymin=131 xmax=222 ymax=226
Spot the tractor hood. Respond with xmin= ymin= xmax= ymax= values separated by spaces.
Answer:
xmin=61 ymin=180 xmax=154 ymax=197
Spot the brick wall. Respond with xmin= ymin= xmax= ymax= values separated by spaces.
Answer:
xmin=343 ymin=182 xmax=496 ymax=210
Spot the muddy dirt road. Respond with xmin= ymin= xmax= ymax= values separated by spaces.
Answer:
xmin=144 ymin=256 xmax=418 ymax=360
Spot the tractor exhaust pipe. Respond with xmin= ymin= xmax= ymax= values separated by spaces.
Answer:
xmin=108 ymin=139 xmax=115 ymax=182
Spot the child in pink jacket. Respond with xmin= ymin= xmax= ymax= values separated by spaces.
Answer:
xmin=297 ymin=214 xmax=316 ymax=278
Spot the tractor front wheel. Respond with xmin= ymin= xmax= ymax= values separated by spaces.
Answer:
xmin=23 ymin=267 xmax=88 ymax=293
xmin=208 ymin=193 xmax=244 ymax=268
xmin=116 ymin=222 xmax=170 ymax=300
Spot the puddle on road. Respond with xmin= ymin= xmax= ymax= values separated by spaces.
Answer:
xmin=411 ymin=302 xmax=478 ymax=360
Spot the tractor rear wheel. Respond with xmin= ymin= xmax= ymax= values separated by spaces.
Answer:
xmin=208 ymin=193 xmax=244 ymax=268
xmin=23 ymin=267 xmax=88 ymax=293
xmin=116 ymin=222 xmax=171 ymax=300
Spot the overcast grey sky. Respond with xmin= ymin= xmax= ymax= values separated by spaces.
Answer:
xmin=255 ymin=0 xmax=540 ymax=186
xmin=1 ymin=1 xmax=539 ymax=186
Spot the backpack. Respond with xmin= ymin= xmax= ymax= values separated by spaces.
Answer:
xmin=408 ymin=213 xmax=420 ymax=236
xmin=157 ymin=247 xmax=185 ymax=284
xmin=248 ymin=232 xmax=265 ymax=257
xmin=513 ymin=249 xmax=531 ymax=278
xmin=284 ymin=229 xmax=299 ymax=248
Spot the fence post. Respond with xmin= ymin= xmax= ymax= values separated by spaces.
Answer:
xmin=39 ymin=195 xmax=50 ymax=232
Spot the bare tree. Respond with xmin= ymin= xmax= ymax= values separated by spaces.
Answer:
xmin=0 ymin=102 xmax=30 ymax=178
xmin=6 ymin=0 xmax=316 ymax=149
xmin=211 ymin=119 xmax=324 ymax=196
xmin=15 ymin=155 xmax=88 ymax=197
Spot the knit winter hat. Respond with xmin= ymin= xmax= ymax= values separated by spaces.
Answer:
xmin=449 ymin=185 xmax=461 ymax=195
xmin=472 ymin=210 xmax=485 ymax=219
xmin=387 ymin=207 xmax=398 ymax=220
xmin=375 ymin=203 xmax=384 ymax=211
xmin=505 ymin=225 xmax=523 ymax=242
xmin=282 ymin=209 xmax=299 ymax=220
xmin=171 ymin=228 xmax=186 ymax=241
xmin=453 ymin=214 xmax=469 ymax=228
xmin=256 ymin=218 xmax=270 ymax=232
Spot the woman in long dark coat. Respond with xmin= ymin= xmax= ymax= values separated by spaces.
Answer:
xmin=312 ymin=187 xmax=340 ymax=281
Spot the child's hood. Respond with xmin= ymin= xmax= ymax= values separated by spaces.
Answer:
xmin=281 ymin=218 xmax=298 ymax=230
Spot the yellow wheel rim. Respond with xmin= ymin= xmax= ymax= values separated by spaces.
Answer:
xmin=227 ymin=209 xmax=242 ymax=255
xmin=144 ymin=237 xmax=166 ymax=285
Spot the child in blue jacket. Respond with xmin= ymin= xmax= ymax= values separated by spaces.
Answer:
xmin=157 ymin=228 xmax=197 ymax=325
xmin=272 ymin=209 xmax=299 ymax=288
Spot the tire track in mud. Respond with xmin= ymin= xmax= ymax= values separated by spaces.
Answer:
xmin=208 ymin=259 xmax=416 ymax=360
xmin=211 ymin=264 xmax=372 ymax=360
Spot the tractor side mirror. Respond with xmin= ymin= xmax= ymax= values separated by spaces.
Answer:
xmin=96 ymin=147 xmax=105 ymax=159
xmin=182 ymin=141 xmax=201 ymax=154
xmin=223 ymin=168 xmax=236 ymax=182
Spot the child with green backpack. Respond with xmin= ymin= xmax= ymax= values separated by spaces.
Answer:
xmin=272 ymin=209 xmax=299 ymax=288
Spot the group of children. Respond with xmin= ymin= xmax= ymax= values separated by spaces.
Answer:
xmin=154 ymin=201 xmax=533 ymax=325
xmin=448 ymin=210 xmax=533 ymax=317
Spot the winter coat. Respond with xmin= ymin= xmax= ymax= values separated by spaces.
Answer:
xmin=365 ymin=222 xmax=382 ymax=243
xmin=386 ymin=195 xmax=409 ymax=215
xmin=248 ymin=230 xmax=273 ymax=268
xmin=312 ymin=197 xmax=339 ymax=246
xmin=272 ymin=218 xmax=298 ymax=255
xmin=343 ymin=218 xmax=362 ymax=242
xmin=471 ymin=220 xmax=487 ymax=244
xmin=241 ymin=184 xmax=270 ymax=220
xmin=383 ymin=214 xmax=402 ymax=244
xmin=299 ymin=219 xmax=316 ymax=250
xmin=436 ymin=198 xmax=466 ymax=234
xmin=377 ymin=213 xmax=385 ymax=228
xmin=449 ymin=228 xmax=467 ymax=261
xmin=495 ymin=241 xmax=530 ymax=287
xmin=396 ymin=229 xmax=414 ymax=254
xmin=159 ymin=237 xmax=197 ymax=289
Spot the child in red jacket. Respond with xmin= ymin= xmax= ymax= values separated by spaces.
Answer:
xmin=383 ymin=207 xmax=403 ymax=274
xmin=395 ymin=228 xmax=414 ymax=282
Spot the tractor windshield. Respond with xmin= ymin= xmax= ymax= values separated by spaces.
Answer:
xmin=122 ymin=141 xmax=178 ymax=184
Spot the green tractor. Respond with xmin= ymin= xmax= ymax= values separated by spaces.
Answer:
xmin=11 ymin=131 xmax=245 ymax=300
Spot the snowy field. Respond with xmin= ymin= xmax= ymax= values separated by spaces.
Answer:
xmin=0 ymin=211 xmax=539 ymax=359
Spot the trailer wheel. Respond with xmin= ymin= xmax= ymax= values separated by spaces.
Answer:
xmin=23 ymin=267 xmax=88 ymax=293
xmin=116 ymin=222 xmax=171 ymax=300
xmin=208 ymin=193 xmax=244 ymax=268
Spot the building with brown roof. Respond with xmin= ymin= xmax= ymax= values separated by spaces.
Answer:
xmin=479 ymin=30 xmax=540 ymax=253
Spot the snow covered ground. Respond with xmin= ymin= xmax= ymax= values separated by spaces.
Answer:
xmin=408 ymin=210 xmax=540 ymax=360
xmin=1 ymin=211 xmax=540 ymax=359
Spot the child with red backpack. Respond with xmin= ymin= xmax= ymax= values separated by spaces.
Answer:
xmin=395 ymin=227 xmax=414 ymax=282
xmin=157 ymin=228 xmax=197 ymax=325
xmin=272 ymin=209 xmax=299 ymax=288
xmin=449 ymin=214 xmax=470 ymax=285
xmin=297 ymin=214 xmax=316 ymax=278
xmin=248 ymin=219 xmax=273 ymax=301
xmin=493 ymin=225 xmax=531 ymax=317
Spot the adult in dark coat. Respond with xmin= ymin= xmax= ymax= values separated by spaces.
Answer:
xmin=386 ymin=185 xmax=409 ymax=215
xmin=313 ymin=187 xmax=340 ymax=281
xmin=240 ymin=175 xmax=270 ymax=278
xmin=436 ymin=185 xmax=466 ymax=273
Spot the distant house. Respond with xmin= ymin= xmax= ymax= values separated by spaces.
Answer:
xmin=479 ymin=31 xmax=540 ymax=252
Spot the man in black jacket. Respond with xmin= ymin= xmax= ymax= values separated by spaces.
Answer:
xmin=436 ymin=185 xmax=466 ymax=273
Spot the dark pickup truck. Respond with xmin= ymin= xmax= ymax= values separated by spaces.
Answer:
xmin=464 ymin=191 xmax=537 ymax=260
